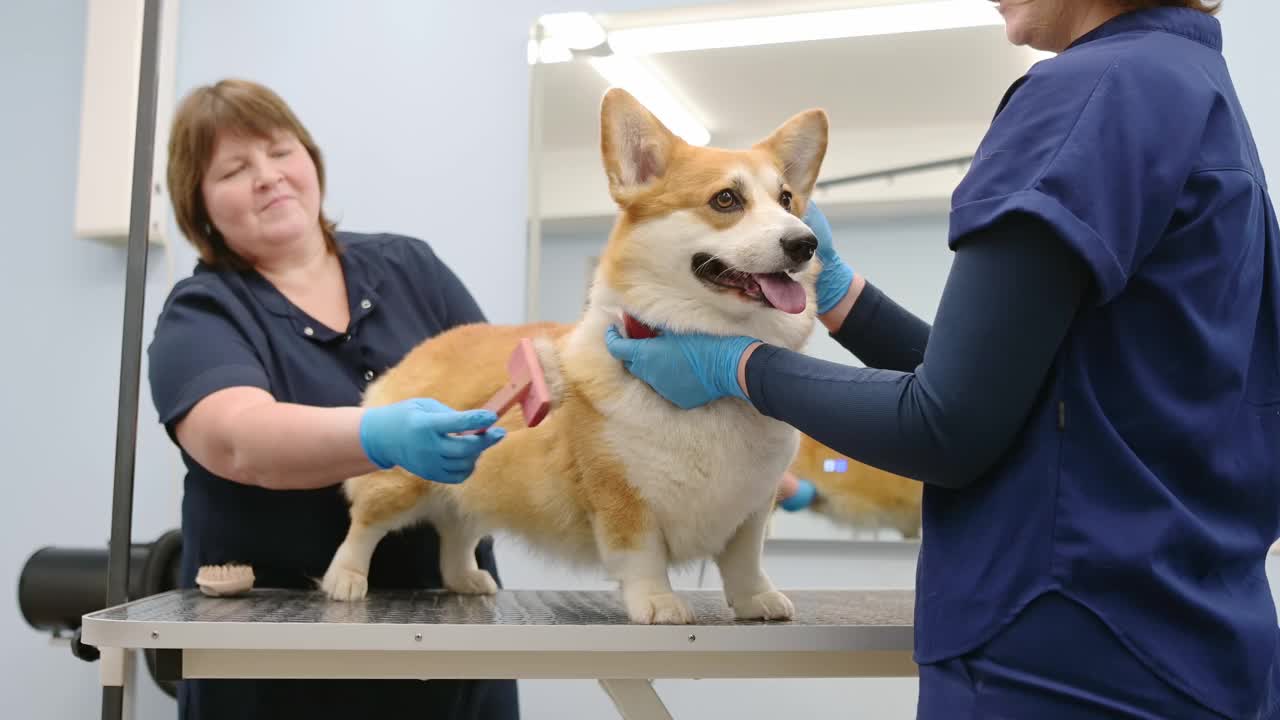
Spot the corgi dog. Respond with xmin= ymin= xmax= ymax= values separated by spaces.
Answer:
xmin=321 ymin=88 xmax=829 ymax=624
xmin=784 ymin=434 xmax=922 ymax=539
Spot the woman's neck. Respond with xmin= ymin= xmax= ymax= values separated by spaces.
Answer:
xmin=252 ymin=227 xmax=334 ymax=289
xmin=1063 ymin=3 xmax=1129 ymax=49
xmin=253 ymin=227 xmax=351 ymax=332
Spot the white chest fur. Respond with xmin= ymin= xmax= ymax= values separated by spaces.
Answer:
xmin=606 ymin=394 xmax=798 ymax=563
xmin=564 ymin=314 xmax=801 ymax=564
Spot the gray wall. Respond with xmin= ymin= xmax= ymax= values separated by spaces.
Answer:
xmin=3 ymin=1 xmax=1279 ymax=719
xmin=2 ymin=3 xmax=192 ymax=718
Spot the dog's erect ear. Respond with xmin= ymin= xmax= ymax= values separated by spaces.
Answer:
xmin=755 ymin=109 xmax=829 ymax=201
xmin=600 ymin=88 xmax=678 ymax=204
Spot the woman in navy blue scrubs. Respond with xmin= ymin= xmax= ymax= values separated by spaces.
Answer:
xmin=147 ymin=79 xmax=517 ymax=720
xmin=605 ymin=1 xmax=1280 ymax=717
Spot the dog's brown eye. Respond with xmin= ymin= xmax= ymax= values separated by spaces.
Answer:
xmin=779 ymin=190 xmax=793 ymax=210
xmin=711 ymin=189 xmax=741 ymax=212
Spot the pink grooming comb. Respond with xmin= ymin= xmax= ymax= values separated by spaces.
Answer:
xmin=458 ymin=338 xmax=551 ymax=435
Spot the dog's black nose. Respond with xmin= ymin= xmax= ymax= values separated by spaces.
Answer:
xmin=780 ymin=232 xmax=818 ymax=263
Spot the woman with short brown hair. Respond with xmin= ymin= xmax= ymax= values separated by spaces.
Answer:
xmin=148 ymin=78 xmax=517 ymax=720
xmin=166 ymin=78 xmax=340 ymax=270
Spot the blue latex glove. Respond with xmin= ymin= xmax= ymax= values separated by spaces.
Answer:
xmin=359 ymin=398 xmax=506 ymax=484
xmin=604 ymin=326 xmax=758 ymax=409
xmin=804 ymin=201 xmax=855 ymax=314
xmin=779 ymin=478 xmax=817 ymax=512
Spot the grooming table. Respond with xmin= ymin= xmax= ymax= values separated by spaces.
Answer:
xmin=83 ymin=588 xmax=916 ymax=719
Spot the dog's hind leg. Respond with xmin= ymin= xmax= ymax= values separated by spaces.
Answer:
xmin=322 ymin=468 xmax=429 ymax=601
xmin=427 ymin=500 xmax=499 ymax=595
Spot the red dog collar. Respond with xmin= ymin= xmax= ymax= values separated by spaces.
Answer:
xmin=623 ymin=313 xmax=660 ymax=339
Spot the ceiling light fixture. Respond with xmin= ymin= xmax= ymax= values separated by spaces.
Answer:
xmin=605 ymin=0 xmax=1004 ymax=56
xmin=588 ymin=55 xmax=711 ymax=146
xmin=538 ymin=12 xmax=609 ymax=50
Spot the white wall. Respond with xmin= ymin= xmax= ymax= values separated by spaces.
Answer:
xmin=1 ymin=2 xmax=193 ymax=719
xmin=1221 ymin=2 xmax=1280 ymax=186
xmin=2 ymin=1 xmax=1278 ymax=719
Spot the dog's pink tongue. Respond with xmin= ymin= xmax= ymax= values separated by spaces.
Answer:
xmin=754 ymin=273 xmax=806 ymax=314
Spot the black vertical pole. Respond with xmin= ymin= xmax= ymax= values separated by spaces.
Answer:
xmin=103 ymin=0 xmax=164 ymax=718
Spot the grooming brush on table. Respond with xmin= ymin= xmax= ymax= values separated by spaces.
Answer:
xmin=196 ymin=564 xmax=255 ymax=597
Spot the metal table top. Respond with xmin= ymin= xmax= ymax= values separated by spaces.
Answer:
xmin=83 ymin=588 xmax=915 ymax=654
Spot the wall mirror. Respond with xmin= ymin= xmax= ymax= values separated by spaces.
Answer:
xmin=524 ymin=0 xmax=1049 ymax=542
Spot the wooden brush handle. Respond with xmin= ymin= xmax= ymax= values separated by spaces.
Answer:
xmin=455 ymin=380 xmax=527 ymax=436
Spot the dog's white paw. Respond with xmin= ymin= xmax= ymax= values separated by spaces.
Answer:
xmin=626 ymin=592 xmax=696 ymax=625
xmin=322 ymin=566 xmax=368 ymax=602
xmin=444 ymin=568 xmax=499 ymax=595
xmin=731 ymin=590 xmax=794 ymax=621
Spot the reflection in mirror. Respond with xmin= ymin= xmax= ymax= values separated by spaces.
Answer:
xmin=525 ymin=2 xmax=1048 ymax=542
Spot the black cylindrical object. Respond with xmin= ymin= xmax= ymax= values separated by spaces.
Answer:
xmin=18 ymin=529 xmax=182 ymax=634
xmin=20 ymin=545 xmax=148 ymax=633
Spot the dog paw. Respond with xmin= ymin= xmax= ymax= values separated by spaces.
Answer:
xmin=626 ymin=592 xmax=696 ymax=625
xmin=444 ymin=568 xmax=499 ymax=595
xmin=322 ymin=566 xmax=369 ymax=602
xmin=731 ymin=590 xmax=794 ymax=621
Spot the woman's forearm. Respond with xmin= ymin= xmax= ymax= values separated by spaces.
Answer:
xmin=827 ymin=276 xmax=933 ymax=373
xmin=743 ymin=214 xmax=1088 ymax=488
xmin=222 ymin=402 xmax=376 ymax=490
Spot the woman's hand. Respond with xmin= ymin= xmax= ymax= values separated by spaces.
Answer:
xmin=776 ymin=471 xmax=817 ymax=512
xmin=604 ymin=325 xmax=758 ymax=409
xmin=359 ymin=398 xmax=506 ymax=484
xmin=805 ymin=201 xmax=856 ymax=315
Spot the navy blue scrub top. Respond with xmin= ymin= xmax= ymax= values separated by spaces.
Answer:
xmin=147 ymin=232 xmax=517 ymax=720
xmin=924 ymin=8 xmax=1280 ymax=719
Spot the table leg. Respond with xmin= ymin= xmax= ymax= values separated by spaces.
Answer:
xmin=598 ymin=679 xmax=674 ymax=720
xmin=99 ymin=647 xmax=137 ymax=720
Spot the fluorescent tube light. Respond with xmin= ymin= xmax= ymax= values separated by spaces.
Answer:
xmin=539 ymin=12 xmax=608 ymax=50
xmin=588 ymin=55 xmax=711 ymax=146
xmin=526 ymin=37 xmax=573 ymax=64
xmin=527 ymin=38 xmax=574 ymax=64
xmin=606 ymin=0 xmax=1003 ymax=56
xmin=537 ymin=37 xmax=573 ymax=64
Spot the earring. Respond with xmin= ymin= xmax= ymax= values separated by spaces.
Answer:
xmin=204 ymin=222 xmax=213 ymax=236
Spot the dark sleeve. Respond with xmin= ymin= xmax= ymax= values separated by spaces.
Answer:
xmin=402 ymin=237 xmax=487 ymax=327
xmin=744 ymin=214 xmax=1087 ymax=488
xmin=830 ymin=280 xmax=932 ymax=372
xmin=146 ymin=281 xmax=271 ymax=438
